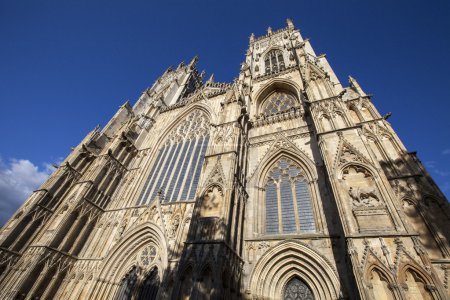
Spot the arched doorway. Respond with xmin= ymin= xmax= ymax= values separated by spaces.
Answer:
xmin=115 ymin=266 xmax=160 ymax=300
xmin=136 ymin=268 xmax=160 ymax=300
xmin=249 ymin=241 xmax=340 ymax=299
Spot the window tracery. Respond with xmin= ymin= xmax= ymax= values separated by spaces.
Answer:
xmin=139 ymin=245 xmax=157 ymax=267
xmin=265 ymin=49 xmax=285 ymax=73
xmin=283 ymin=277 xmax=314 ymax=300
xmin=138 ymin=110 xmax=210 ymax=205
xmin=262 ymin=91 xmax=297 ymax=116
xmin=265 ymin=158 xmax=316 ymax=234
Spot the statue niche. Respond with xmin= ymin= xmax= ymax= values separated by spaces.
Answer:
xmin=200 ymin=186 xmax=224 ymax=218
xmin=342 ymin=165 xmax=394 ymax=232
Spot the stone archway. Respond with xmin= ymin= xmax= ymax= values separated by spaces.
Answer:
xmin=88 ymin=222 xmax=168 ymax=299
xmin=249 ymin=240 xmax=340 ymax=299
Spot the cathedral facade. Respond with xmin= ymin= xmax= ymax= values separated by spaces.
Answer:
xmin=0 ymin=20 xmax=449 ymax=299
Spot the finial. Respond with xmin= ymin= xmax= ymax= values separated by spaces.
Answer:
xmin=177 ymin=61 xmax=185 ymax=69
xmin=287 ymin=18 xmax=294 ymax=30
xmin=207 ymin=73 xmax=215 ymax=83
xmin=189 ymin=55 xmax=199 ymax=69
xmin=267 ymin=27 xmax=272 ymax=35
xmin=249 ymin=33 xmax=255 ymax=43
xmin=348 ymin=76 xmax=367 ymax=96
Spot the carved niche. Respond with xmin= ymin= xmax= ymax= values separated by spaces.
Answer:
xmin=200 ymin=186 xmax=224 ymax=218
xmin=342 ymin=165 xmax=394 ymax=232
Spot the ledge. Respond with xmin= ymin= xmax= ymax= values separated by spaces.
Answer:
xmin=346 ymin=232 xmax=418 ymax=238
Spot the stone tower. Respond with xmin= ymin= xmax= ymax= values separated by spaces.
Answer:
xmin=0 ymin=20 xmax=449 ymax=300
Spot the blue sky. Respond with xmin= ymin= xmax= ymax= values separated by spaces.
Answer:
xmin=0 ymin=1 xmax=449 ymax=224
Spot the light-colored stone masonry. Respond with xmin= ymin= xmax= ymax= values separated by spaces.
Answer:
xmin=0 ymin=19 xmax=448 ymax=299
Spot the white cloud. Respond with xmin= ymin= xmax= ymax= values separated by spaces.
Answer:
xmin=443 ymin=149 xmax=450 ymax=155
xmin=0 ymin=157 xmax=53 ymax=226
xmin=424 ymin=161 xmax=450 ymax=177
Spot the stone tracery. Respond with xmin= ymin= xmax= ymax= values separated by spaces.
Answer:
xmin=264 ymin=158 xmax=316 ymax=234
xmin=262 ymin=91 xmax=298 ymax=115
xmin=137 ymin=109 xmax=210 ymax=205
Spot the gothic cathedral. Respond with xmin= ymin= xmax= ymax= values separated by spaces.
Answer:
xmin=0 ymin=20 xmax=449 ymax=300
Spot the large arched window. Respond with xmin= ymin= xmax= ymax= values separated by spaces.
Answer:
xmin=265 ymin=158 xmax=316 ymax=234
xmin=265 ymin=49 xmax=285 ymax=74
xmin=138 ymin=110 xmax=210 ymax=205
xmin=283 ymin=277 xmax=314 ymax=300
xmin=261 ymin=91 xmax=298 ymax=116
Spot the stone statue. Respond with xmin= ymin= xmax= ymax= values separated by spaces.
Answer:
xmin=349 ymin=186 xmax=381 ymax=207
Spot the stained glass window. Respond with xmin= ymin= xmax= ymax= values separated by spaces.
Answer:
xmin=262 ymin=92 xmax=297 ymax=116
xmin=138 ymin=110 xmax=210 ymax=205
xmin=283 ymin=277 xmax=314 ymax=300
xmin=265 ymin=159 xmax=316 ymax=234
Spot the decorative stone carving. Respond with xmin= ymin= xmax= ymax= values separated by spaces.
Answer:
xmin=204 ymin=159 xmax=226 ymax=186
xmin=343 ymin=165 xmax=394 ymax=232
xmin=349 ymin=186 xmax=381 ymax=208
xmin=138 ymin=245 xmax=157 ymax=268
xmin=169 ymin=214 xmax=180 ymax=238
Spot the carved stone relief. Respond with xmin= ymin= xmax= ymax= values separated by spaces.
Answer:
xmin=342 ymin=165 xmax=394 ymax=232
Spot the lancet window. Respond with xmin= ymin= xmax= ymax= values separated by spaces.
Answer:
xmin=264 ymin=49 xmax=285 ymax=73
xmin=262 ymin=91 xmax=297 ymax=116
xmin=265 ymin=158 xmax=316 ymax=234
xmin=138 ymin=110 xmax=210 ymax=205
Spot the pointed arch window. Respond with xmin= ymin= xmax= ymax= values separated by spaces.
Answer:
xmin=265 ymin=158 xmax=316 ymax=234
xmin=283 ymin=277 xmax=314 ymax=300
xmin=137 ymin=110 xmax=210 ymax=205
xmin=265 ymin=49 xmax=285 ymax=74
xmin=116 ymin=266 xmax=138 ymax=300
xmin=262 ymin=91 xmax=298 ymax=116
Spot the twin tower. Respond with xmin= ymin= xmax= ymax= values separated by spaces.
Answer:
xmin=0 ymin=20 xmax=449 ymax=299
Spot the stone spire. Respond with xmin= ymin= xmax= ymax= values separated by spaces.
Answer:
xmin=189 ymin=55 xmax=199 ymax=69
